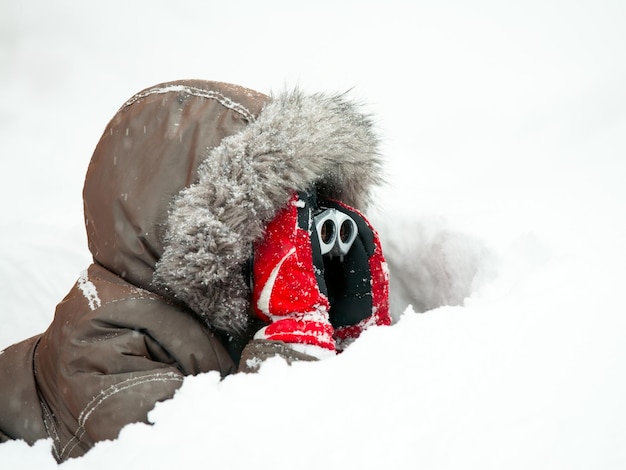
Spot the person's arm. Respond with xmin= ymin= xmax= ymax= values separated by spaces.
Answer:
xmin=34 ymin=296 xmax=235 ymax=461
xmin=0 ymin=335 xmax=47 ymax=444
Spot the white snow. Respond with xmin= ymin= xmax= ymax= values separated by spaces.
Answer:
xmin=1 ymin=0 xmax=625 ymax=469
xmin=77 ymin=270 xmax=101 ymax=310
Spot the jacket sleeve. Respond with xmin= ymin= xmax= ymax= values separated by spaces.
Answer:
xmin=34 ymin=295 xmax=235 ymax=461
xmin=0 ymin=335 xmax=47 ymax=444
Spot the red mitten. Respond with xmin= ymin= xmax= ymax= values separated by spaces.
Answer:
xmin=252 ymin=192 xmax=336 ymax=357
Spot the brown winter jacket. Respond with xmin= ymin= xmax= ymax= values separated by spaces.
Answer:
xmin=0 ymin=79 xmax=383 ymax=461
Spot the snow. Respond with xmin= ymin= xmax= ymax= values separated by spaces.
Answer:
xmin=77 ymin=270 xmax=101 ymax=310
xmin=1 ymin=0 xmax=626 ymax=468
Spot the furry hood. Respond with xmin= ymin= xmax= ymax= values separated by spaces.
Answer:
xmin=83 ymin=80 xmax=384 ymax=333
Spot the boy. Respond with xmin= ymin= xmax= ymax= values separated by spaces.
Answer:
xmin=0 ymin=80 xmax=390 ymax=461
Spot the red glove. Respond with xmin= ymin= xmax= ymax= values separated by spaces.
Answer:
xmin=251 ymin=192 xmax=391 ymax=357
xmin=252 ymin=192 xmax=336 ymax=357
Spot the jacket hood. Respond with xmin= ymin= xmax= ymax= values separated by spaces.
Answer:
xmin=83 ymin=79 xmax=384 ymax=333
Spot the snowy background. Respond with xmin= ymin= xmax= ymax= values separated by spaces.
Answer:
xmin=1 ymin=0 xmax=626 ymax=468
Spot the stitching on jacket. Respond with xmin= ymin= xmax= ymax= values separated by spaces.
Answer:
xmin=32 ymin=336 xmax=63 ymax=461
xmin=60 ymin=372 xmax=183 ymax=460
xmin=120 ymin=84 xmax=256 ymax=122
xmin=103 ymin=296 xmax=169 ymax=305
xmin=40 ymin=396 xmax=62 ymax=461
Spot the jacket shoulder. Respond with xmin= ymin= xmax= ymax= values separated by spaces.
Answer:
xmin=53 ymin=263 xmax=236 ymax=376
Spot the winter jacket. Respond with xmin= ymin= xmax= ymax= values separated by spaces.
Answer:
xmin=0 ymin=79 xmax=384 ymax=461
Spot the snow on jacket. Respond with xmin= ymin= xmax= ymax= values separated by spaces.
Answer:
xmin=0 ymin=79 xmax=383 ymax=460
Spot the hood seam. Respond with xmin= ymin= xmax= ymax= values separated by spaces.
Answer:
xmin=119 ymin=84 xmax=257 ymax=121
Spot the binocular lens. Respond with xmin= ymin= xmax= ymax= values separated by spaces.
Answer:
xmin=314 ymin=208 xmax=358 ymax=256
xmin=320 ymin=219 xmax=336 ymax=244
xmin=339 ymin=220 xmax=353 ymax=243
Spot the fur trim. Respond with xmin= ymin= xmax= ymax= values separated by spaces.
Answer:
xmin=154 ymin=88 xmax=383 ymax=333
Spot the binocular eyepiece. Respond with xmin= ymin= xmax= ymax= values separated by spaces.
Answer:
xmin=313 ymin=208 xmax=358 ymax=257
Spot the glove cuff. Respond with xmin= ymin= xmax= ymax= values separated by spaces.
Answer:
xmin=253 ymin=310 xmax=336 ymax=354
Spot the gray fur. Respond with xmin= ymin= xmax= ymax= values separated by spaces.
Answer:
xmin=154 ymin=88 xmax=384 ymax=333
